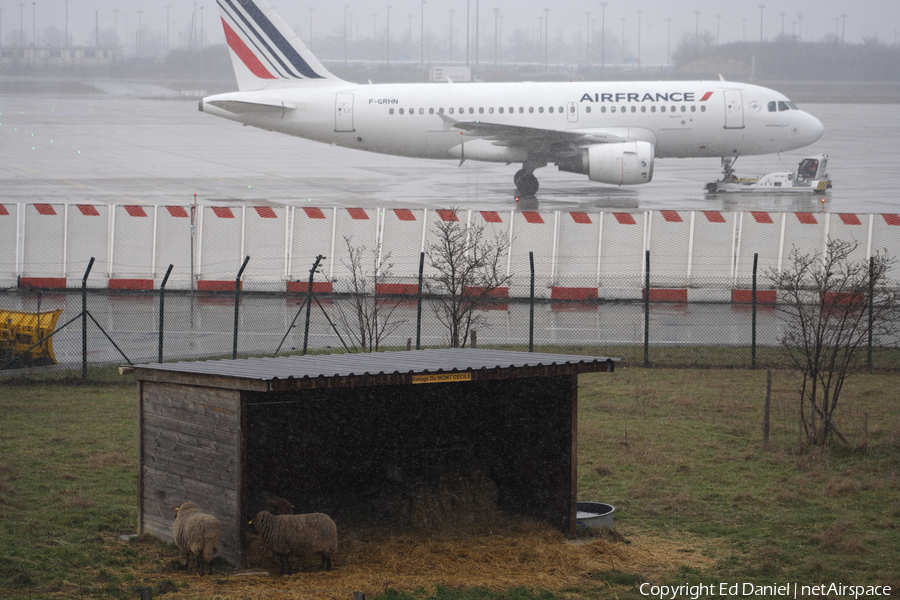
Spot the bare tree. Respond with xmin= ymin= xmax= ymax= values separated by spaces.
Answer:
xmin=333 ymin=236 xmax=405 ymax=352
xmin=425 ymin=210 xmax=512 ymax=348
xmin=41 ymin=26 xmax=67 ymax=47
xmin=767 ymin=239 xmax=900 ymax=446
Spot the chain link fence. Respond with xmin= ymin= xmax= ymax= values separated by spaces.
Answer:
xmin=2 ymin=254 xmax=898 ymax=383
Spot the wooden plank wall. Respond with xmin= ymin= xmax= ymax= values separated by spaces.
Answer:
xmin=139 ymin=381 xmax=242 ymax=566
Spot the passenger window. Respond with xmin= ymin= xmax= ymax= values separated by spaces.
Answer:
xmin=479 ymin=107 xmax=484 ymax=114
xmin=651 ymin=106 xmax=656 ymax=113
xmin=489 ymin=107 xmax=494 ymax=114
xmin=690 ymin=105 xmax=696 ymax=112
xmin=509 ymin=107 xmax=514 ymax=113
xmin=449 ymin=108 xmax=454 ymax=114
xmin=459 ymin=107 xmax=464 ymax=114
xmin=701 ymin=105 xmax=706 ymax=112
xmin=641 ymin=106 xmax=646 ymax=113
xmin=389 ymin=108 xmax=395 ymax=115
xmin=611 ymin=106 xmax=616 ymax=113
xmin=469 ymin=107 xmax=474 ymax=114
xmin=410 ymin=109 xmax=415 ymax=116
xmin=670 ymin=106 xmax=675 ymax=112
xmin=681 ymin=106 xmax=686 ymax=112
xmin=498 ymin=107 xmax=504 ymax=114
xmin=438 ymin=108 xmax=444 ymax=114
xmin=399 ymin=108 xmax=404 ymax=115
xmin=419 ymin=108 xmax=425 ymax=115
xmin=519 ymin=107 xmax=524 ymax=113
xmin=529 ymin=107 xmax=534 ymax=113
xmin=586 ymin=106 xmax=592 ymax=113
xmin=429 ymin=108 xmax=434 ymax=114
xmin=539 ymin=107 xmax=544 ymax=113
xmin=660 ymin=106 xmax=665 ymax=113
xmin=548 ymin=107 xmax=553 ymax=113
xmin=631 ymin=106 xmax=636 ymax=113
xmin=559 ymin=107 xmax=564 ymax=113
xmin=620 ymin=106 xmax=625 ymax=113
xmin=601 ymin=106 xmax=607 ymax=113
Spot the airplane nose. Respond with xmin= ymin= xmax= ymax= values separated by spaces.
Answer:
xmin=807 ymin=113 xmax=824 ymax=143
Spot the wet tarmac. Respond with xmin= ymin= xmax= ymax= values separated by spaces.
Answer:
xmin=1 ymin=93 xmax=896 ymax=215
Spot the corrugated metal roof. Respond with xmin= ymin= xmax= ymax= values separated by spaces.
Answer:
xmin=131 ymin=349 xmax=617 ymax=389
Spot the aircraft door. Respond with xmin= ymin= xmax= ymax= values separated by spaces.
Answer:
xmin=567 ymin=102 xmax=578 ymax=123
xmin=335 ymin=93 xmax=355 ymax=132
xmin=724 ymin=90 xmax=744 ymax=129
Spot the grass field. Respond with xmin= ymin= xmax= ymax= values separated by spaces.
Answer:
xmin=0 ymin=367 xmax=898 ymax=599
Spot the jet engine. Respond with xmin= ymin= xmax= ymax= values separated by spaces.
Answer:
xmin=557 ymin=141 xmax=655 ymax=185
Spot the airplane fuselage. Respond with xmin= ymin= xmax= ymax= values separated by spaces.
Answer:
xmin=202 ymin=80 xmax=823 ymax=162
xmin=204 ymin=0 xmax=824 ymax=195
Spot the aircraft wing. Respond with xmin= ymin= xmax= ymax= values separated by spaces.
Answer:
xmin=444 ymin=116 xmax=631 ymax=150
xmin=206 ymin=100 xmax=296 ymax=115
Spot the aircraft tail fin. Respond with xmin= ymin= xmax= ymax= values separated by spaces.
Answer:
xmin=217 ymin=0 xmax=346 ymax=91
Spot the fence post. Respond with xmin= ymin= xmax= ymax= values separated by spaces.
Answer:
xmin=416 ymin=251 xmax=424 ymax=350
xmin=36 ymin=291 xmax=42 ymax=349
xmin=752 ymin=252 xmax=758 ymax=369
xmin=763 ymin=369 xmax=772 ymax=447
xmin=867 ymin=255 xmax=874 ymax=367
xmin=643 ymin=250 xmax=650 ymax=367
xmin=529 ymin=251 xmax=535 ymax=352
xmin=232 ymin=256 xmax=250 ymax=360
xmin=302 ymin=255 xmax=325 ymax=355
xmin=81 ymin=257 xmax=95 ymax=380
xmin=158 ymin=264 xmax=173 ymax=363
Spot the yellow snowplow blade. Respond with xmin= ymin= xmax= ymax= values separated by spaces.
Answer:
xmin=0 ymin=308 xmax=63 ymax=367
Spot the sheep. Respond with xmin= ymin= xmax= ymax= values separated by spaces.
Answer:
xmin=268 ymin=496 xmax=294 ymax=515
xmin=241 ymin=497 xmax=292 ymax=568
xmin=250 ymin=510 xmax=337 ymax=574
xmin=247 ymin=490 xmax=295 ymax=517
xmin=172 ymin=502 xmax=221 ymax=576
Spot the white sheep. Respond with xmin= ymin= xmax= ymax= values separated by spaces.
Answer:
xmin=172 ymin=502 xmax=221 ymax=576
xmin=250 ymin=510 xmax=337 ymax=574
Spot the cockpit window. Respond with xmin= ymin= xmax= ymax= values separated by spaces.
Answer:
xmin=769 ymin=100 xmax=798 ymax=112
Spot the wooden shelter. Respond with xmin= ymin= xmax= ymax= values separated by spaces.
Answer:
xmin=130 ymin=349 xmax=617 ymax=567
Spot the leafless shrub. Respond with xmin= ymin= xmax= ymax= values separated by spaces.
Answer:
xmin=424 ymin=209 xmax=512 ymax=348
xmin=767 ymin=239 xmax=900 ymax=447
xmin=333 ymin=236 xmax=406 ymax=352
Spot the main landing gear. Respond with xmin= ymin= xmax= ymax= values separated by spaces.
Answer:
xmin=513 ymin=169 xmax=539 ymax=196
xmin=514 ymin=162 xmax=544 ymax=196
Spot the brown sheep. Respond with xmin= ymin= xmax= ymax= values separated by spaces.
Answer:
xmin=250 ymin=510 xmax=337 ymax=574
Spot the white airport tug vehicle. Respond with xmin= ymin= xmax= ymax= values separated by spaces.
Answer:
xmin=705 ymin=154 xmax=832 ymax=194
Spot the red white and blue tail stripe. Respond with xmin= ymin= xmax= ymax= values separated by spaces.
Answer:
xmin=217 ymin=0 xmax=343 ymax=90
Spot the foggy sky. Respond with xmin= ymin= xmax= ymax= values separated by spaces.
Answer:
xmin=3 ymin=0 xmax=897 ymax=66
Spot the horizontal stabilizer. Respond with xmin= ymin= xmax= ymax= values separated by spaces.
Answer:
xmin=206 ymin=100 xmax=296 ymax=114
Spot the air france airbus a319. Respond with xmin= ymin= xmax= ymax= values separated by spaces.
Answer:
xmin=200 ymin=0 xmax=825 ymax=197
